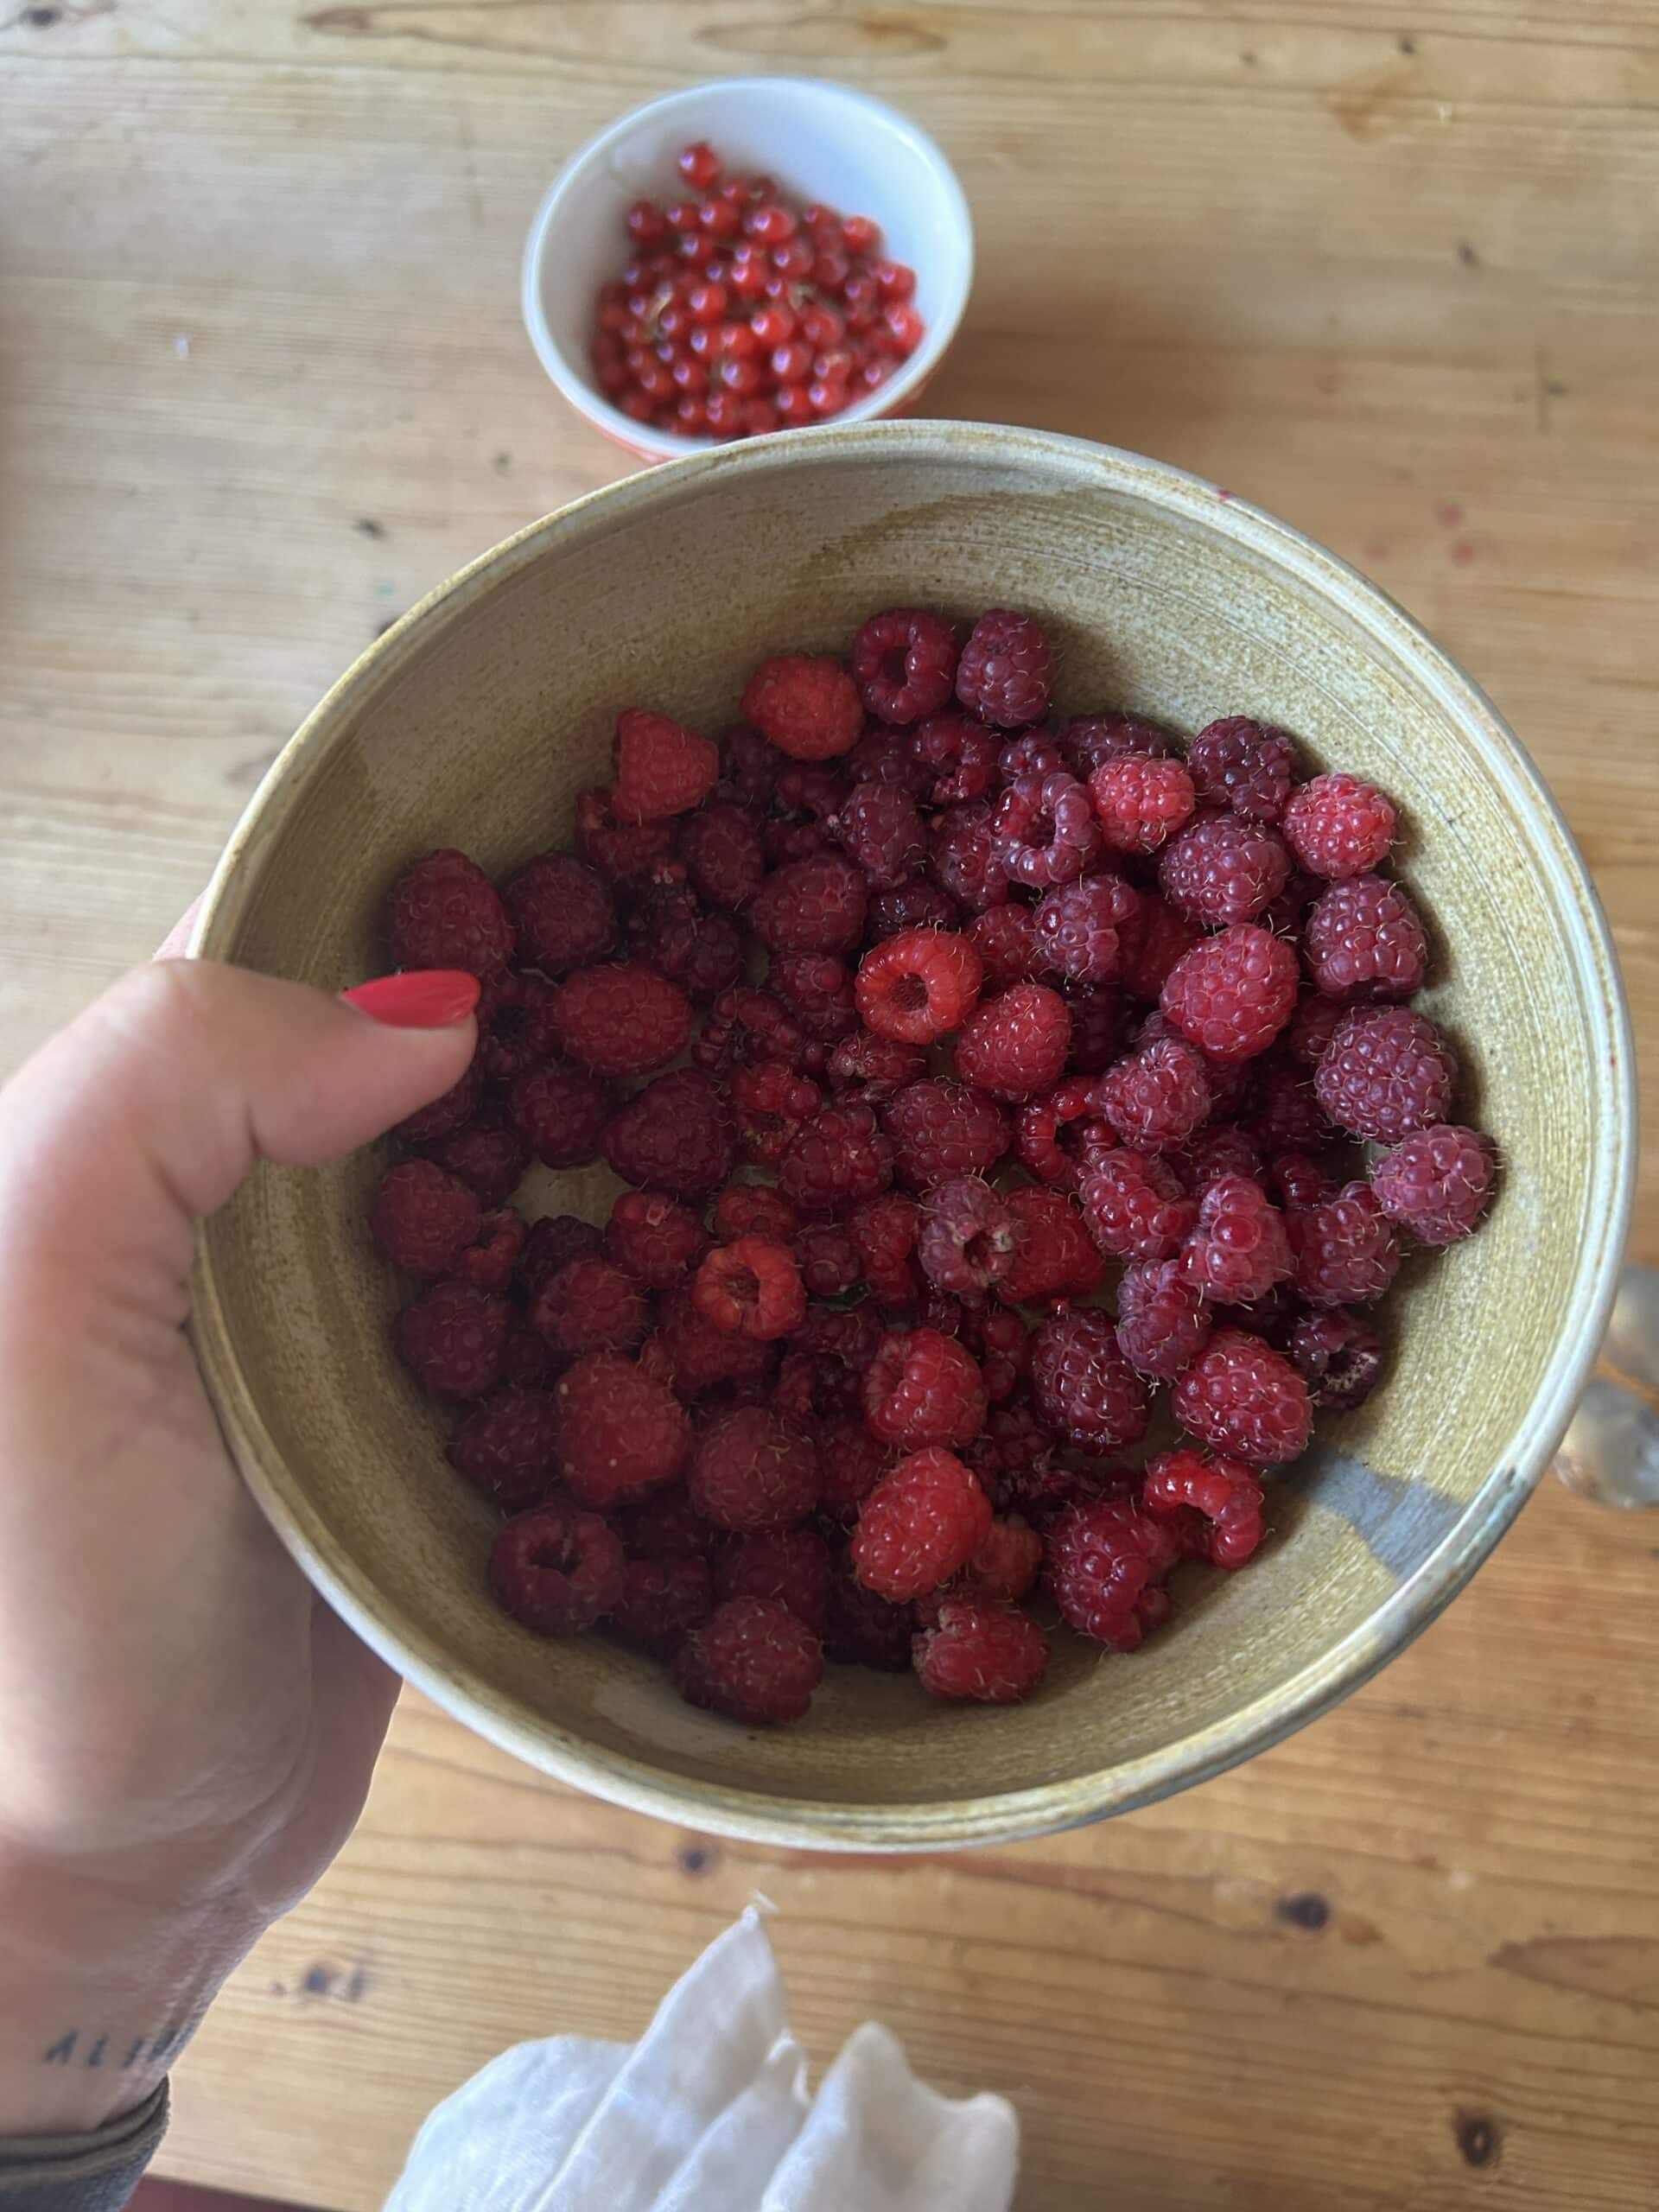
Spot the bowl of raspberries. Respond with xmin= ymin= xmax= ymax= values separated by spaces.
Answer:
xmin=190 ymin=420 xmax=1632 ymax=1848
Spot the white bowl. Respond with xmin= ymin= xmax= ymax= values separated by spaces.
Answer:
xmin=521 ymin=78 xmax=975 ymax=463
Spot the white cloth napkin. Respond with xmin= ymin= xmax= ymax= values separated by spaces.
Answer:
xmin=385 ymin=1909 xmax=1018 ymax=2211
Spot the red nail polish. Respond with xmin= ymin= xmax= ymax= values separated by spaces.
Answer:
xmin=342 ymin=969 xmax=481 ymax=1028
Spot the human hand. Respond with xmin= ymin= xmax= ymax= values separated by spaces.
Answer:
xmin=0 ymin=956 xmax=478 ymax=2133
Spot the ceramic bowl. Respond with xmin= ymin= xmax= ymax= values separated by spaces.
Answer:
xmin=520 ymin=77 xmax=974 ymax=462
xmin=190 ymin=421 xmax=1633 ymax=1851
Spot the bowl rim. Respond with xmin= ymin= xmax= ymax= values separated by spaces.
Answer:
xmin=190 ymin=419 xmax=1636 ymax=1850
xmin=519 ymin=75 xmax=976 ymax=464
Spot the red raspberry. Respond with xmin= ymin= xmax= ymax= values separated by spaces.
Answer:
xmin=1290 ymin=1308 xmax=1385 ymax=1410
xmin=1122 ymin=895 xmax=1202 ymax=1001
xmin=1314 ymin=1005 xmax=1457 ymax=1142
xmin=835 ymin=781 xmax=926 ymax=888
xmin=773 ymin=1348 xmax=857 ymax=1432
xmin=1288 ymin=991 xmax=1347 ymax=1066
xmin=718 ymin=721 xmax=779 ymax=809
xmin=715 ymin=1525 xmax=833 ymax=1634
xmin=965 ymin=904 xmax=1042 ymax=989
xmin=847 ymin=721 xmax=933 ymax=794
xmin=605 ymin=1068 xmax=735 ymax=1194
xmin=954 ymin=608 xmax=1054 ymax=728
xmin=863 ymin=1327 xmax=988 ymax=1451
xmin=855 ymin=925 xmax=983 ymax=1044
xmin=607 ymin=1555 xmax=714 ymax=1649
xmin=777 ymin=1100 xmax=893 ymax=1212
xmin=448 ymin=1208 xmax=528 ymax=1295
xmin=509 ymin=1059 xmax=612 ymax=1170
xmin=695 ymin=985 xmax=810 ymax=1077
xmin=714 ymin=1184 xmax=800 ymax=1243
xmin=385 ymin=848 xmax=514 ymax=978
xmin=748 ymin=852 xmax=868 ymax=955
xmin=1143 ymin=1449 xmax=1266 ymax=1568
xmin=693 ymin=1236 xmax=806 ymax=1340
xmin=1077 ymin=1149 xmax=1193 ymax=1262
xmin=395 ymin=1282 xmax=512 ymax=1400
xmin=1031 ymin=1308 xmax=1149 ymax=1452
xmin=1173 ymin=1125 xmax=1264 ymax=1190
xmin=1180 ymin=1173 xmax=1294 ymax=1306
xmin=1173 ymin=1328 xmax=1311 ymax=1464
xmin=902 ymin=715 xmax=989 ymax=809
xmin=999 ymin=731 xmax=1065 ymax=781
xmin=607 ymin=1190 xmax=709 ymax=1289
xmin=611 ymin=706 xmax=719 ymax=821
xmin=1000 ymin=1186 xmax=1103 ymax=1303
xmin=1160 ymin=923 xmax=1299 ymax=1064
xmin=556 ymin=1351 xmax=692 ymax=1508
xmin=574 ymin=787 xmax=678 ymax=889
xmin=993 ymin=772 xmax=1102 ymax=889
xmin=1159 ymin=813 xmax=1292 ymax=927
xmin=964 ymin=1304 xmax=1033 ymax=1402
xmin=852 ymin=1446 xmax=993 ymax=1601
xmin=1282 ymin=772 xmax=1396 ymax=879
xmin=848 ymin=1191 xmax=922 ymax=1307
xmin=1259 ymin=867 xmax=1320 ymax=938
xmin=1247 ymin=1053 xmax=1334 ymax=1154
xmin=969 ymin=1399 xmax=1061 ymax=1512
xmin=741 ymin=654 xmax=861 ymax=760
xmin=678 ymin=799 xmax=767 ymax=910
xmin=853 ymin=607 xmax=959 ymax=725
xmin=828 ymin=1029 xmax=927 ymax=1104
xmin=1046 ymin=1497 xmax=1179 ymax=1649
xmin=689 ymin=1407 xmax=819 ymax=1531
xmin=1058 ymin=711 xmax=1178 ymax=777
xmin=1115 ymin=1256 xmax=1212 ymax=1378
xmin=731 ymin=1060 xmax=823 ymax=1166
xmin=553 ymin=962 xmax=691 ymax=1078
xmin=1270 ymin=1151 xmax=1336 ymax=1212
xmin=1033 ymin=876 xmax=1141 ymax=986
xmin=394 ymin=1063 xmax=482 ymax=1146
xmin=1090 ymin=755 xmax=1196 ymax=854
xmin=881 ymin=1077 xmax=1011 ymax=1190
xmin=775 ymin=763 xmax=853 ymax=839
xmin=516 ymin=1213 xmax=603 ymax=1300
xmin=792 ymin=1219 xmax=861 ymax=1298
xmin=616 ymin=1489 xmax=716 ymax=1559
xmin=673 ymin=1597 xmax=823 ymax=1725
xmin=629 ymin=885 xmax=746 ymax=1005
xmin=370 ymin=1159 xmax=481 ymax=1276
xmin=1371 ymin=1122 xmax=1496 ymax=1245
xmin=474 ymin=970 xmax=562 ymax=1082
xmin=954 ymin=982 xmax=1071 ymax=1100
xmin=489 ymin=1503 xmax=625 ymax=1636
xmin=530 ymin=1253 xmax=648 ymax=1357
xmin=429 ymin=1119 xmax=530 ymax=1207
xmin=914 ymin=1596 xmax=1049 ymax=1703
xmin=916 ymin=1177 xmax=1017 ymax=1296
xmin=817 ymin=1418 xmax=894 ymax=1524
xmin=1287 ymin=1180 xmax=1402 ymax=1306
xmin=1303 ymin=874 xmax=1427 ymax=1000
xmin=1015 ymin=1074 xmax=1109 ymax=1191
xmin=825 ymin=1566 xmax=915 ymax=1670
xmin=447 ymin=1387 xmax=561 ymax=1505
xmin=929 ymin=800 xmax=1012 ymax=912
xmin=1185 ymin=717 xmax=1299 ymax=822
xmin=651 ymin=1287 xmax=776 ymax=1397
xmin=868 ymin=877 xmax=963 ymax=940
xmin=1094 ymin=1033 xmax=1213 ymax=1152
xmin=961 ymin=1515 xmax=1045 ymax=1603
xmin=501 ymin=1323 xmax=562 ymax=1391
xmin=1062 ymin=983 xmax=1135 ymax=1078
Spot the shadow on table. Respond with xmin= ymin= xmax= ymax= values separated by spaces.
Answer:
xmin=134 ymin=2180 xmax=330 ymax=2212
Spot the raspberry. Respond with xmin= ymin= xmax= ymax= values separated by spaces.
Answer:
xmin=731 ymin=1060 xmax=823 ymax=1166
xmin=553 ymin=962 xmax=692 ymax=1078
xmin=1303 ymin=874 xmax=1428 ymax=1001
xmin=556 ymin=1352 xmax=692 ymax=1508
xmin=695 ymin=985 xmax=810 ymax=1077
xmin=472 ymin=971 xmax=560 ymax=1084
xmin=1030 ymin=1308 xmax=1149 ymax=1452
xmin=862 ymin=1327 xmax=988 ymax=1452
xmin=499 ymin=859 xmax=616 ymax=986
xmin=616 ymin=1490 xmax=716 ymax=1559
xmin=1180 ymin=1173 xmax=1294 ymax=1305
xmin=848 ymin=1191 xmax=922 ymax=1307
xmin=1247 ymin=1053 xmax=1334 ymax=1153
xmin=847 ymin=721 xmax=932 ymax=793
xmin=954 ymin=982 xmax=1071 ymax=1100
xmin=852 ymin=1446 xmax=992 ymax=1600
xmin=993 ymin=772 xmax=1101 ymax=889
xmin=825 ymin=1566 xmax=915 ymax=1669
xmin=961 ymin=1515 xmax=1045 ymax=1603
xmin=718 ymin=721 xmax=779 ymax=809
xmin=954 ymin=608 xmax=1054 ymax=728
xmin=489 ymin=1503 xmax=626 ymax=1636
xmin=827 ymin=1029 xmax=927 ymax=1103
xmin=773 ymin=1347 xmax=856 ymax=1429
xmin=999 ymin=732 xmax=1065 ymax=782
xmin=1314 ymin=1005 xmax=1457 ymax=1142
xmin=834 ymin=781 xmax=926 ymax=888
xmin=1000 ymin=1186 xmax=1103 ymax=1303
xmin=1046 ymin=1497 xmax=1179 ymax=1650
xmin=690 ymin=1408 xmax=819 ymax=1532
xmin=965 ymin=904 xmax=1043 ymax=989
xmin=673 ymin=1597 xmax=823 ymax=1725
xmin=509 ymin=1059 xmax=612 ymax=1170
xmin=855 ymin=925 xmax=983 ymax=1044
xmin=629 ymin=886 xmax=746 ymax=1005
xmin=715 ymin=1525 xmax=833 ymax=1634
xmin=1122 ymin=894 xmax=1202 ymax=1001
xmin=1270 ymin=1151 xmax=1336 ymax=1212
xmin=910 ymin=710 xmax=1000 ymax=804
xmin=969 ymin=1399 xmax=1061 ymax=1513
xmin=611 ymin=706 xmax=719 ymax=822
xmin=1115 ymin=1256 xmax=1212 ymax=1378
xmin=1288 ymin=991 xmax=1347 ymax=1066
xmin=1173 ymin=1125 xmax=1263 ymax=1190
xmin=868 ymin=877 xmax=963 ymax=940
xmin=651 ymin=1287 xmax=776 ymax=1397
xmin=1290 ymin=1308 xmax=1385 ymax=1410
xmin=1185 ymin=717 xmax=1298 ymax=822
xmin=530 ymin=1253 xmax=648 ymax=1357
xmin=385 ymin=849 xmax=514 ymax=978
xmin=429 ymin=1119 xmax=530 ymax=1208
xmin=881 ymin=1078 xmax=1014 ymax=1192
xmin=370 ymin=1159 xmax=482 ymax=1275
xmin=1143 ymin=1450 xmax=1266 ymax=1568
xmin=1371 ymin=1122 xmax=1496 ymax=1245
xmin=447 ymin=1387 xmax=562 ymax=1505
xmin=1287 ymin=1181 xmax=1402 ymax=1306
xmin=742 ymin=654 xmax=862 ymax=759
xmin=1090 ymin=755 xmax=1196 ymax=854
xmin=607 ymin=1190 xmax=709 ymax=1289
xmin=605 ymin=1068 xmax=735 ymax=1194
xmin=914 ymin=1597 xmax=1049 ymax=1703
xmin=1159 ymin=813 xmax=1292 ymax=927
xmin=852 ymin=607 xmax=959 ymax=725
xmin=394 ymin=1064 xmax=482 ymax=1146
xmin=777 ymin=1100 xmax=893 ymax=1212
xmin=574 ymin=787 xmax=678 ymax=889
xmin=929 ymin=800 xmax=1011 ymax=912
xmin=1064 ymin=983 xmax=1135 ymax=1077
xmin=395 ymin=1282 xmax=512 ymax=1400
xmin=501 ymin=1322 xmax=561 ymax=1391
xmin=1058 ymin=712 xmax=1177 ymax=777
xmin=792 ymin=1219 xmax=861 ymax=1297
xmin=1015 ymin=1074 xmax=1110 ymax=1191
xmin=693 ymin=1236 xmax=806 ymax=1340
xmin=607 ymin=1555 xmax=714 ymax=1649
xmin=964 ymin=1303 xmax=1033 ymax=1401
xmin=816 ymin=1418 xmax=894 ymax=1524
xmin=1093 ymin=1033 xmax=1212 ymax=1152
xmin=1173 ymin=1327 xmax=1311 ymax=1464
xmin=714 ymin=1184 xmax=800 ymax=1243
xmin=1160 ymin=923 xmax=1299 ymax=1064
xmin=678 ymin=799 xmax=767 ymax=910
xmin=1031 ymin=875 xmax=1139 ymax=987
xmin=1077 ymin=1149 xmax=1192 ymax=1262
xmin=1259 ymin=868 xmax=1320 ymax=938
xmin=448 ymin=1207 xmax=528 ymax=1295
xmin=516 ymin=1213 xmax=603 ymax=1300
xmin=776 ymin=762 xmax=852 ymax=836
xmin=1282 ymin=772 xmax=1396 ymax=879
xmin=916 ymin=1177 xmax=1017 ymax=1296
xmin=748 ymin=852 xmax=869 ymax=955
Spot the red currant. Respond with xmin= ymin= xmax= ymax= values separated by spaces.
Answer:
xmin=775 ymin=382 xmax=815 ymax=424
xmin=750 ymin=302 xmax=797 ymax=347
xmin=721 ymin=353 xmax=764 ymax=397
xmin=742 ymin=397 xmax=780 ymax=435
xmin=842 ymin=213 xmax=879 ymax=253
xmin=677 ymin=140 xmax=721 ymax=190
xmin=807 ymin=374 xmax=848 ymax=418
xmin=687 ymin=279 xmax=728 ymax=324
xmin=772 ymin=236 xmax=813 ymax=279
xmin=798 ymin=302 xmax=845 ymax=350
xmin=885 ymin=304 xmax=925 ymax=355
xmin=770 ymin=340 xmax=813 ymax=384
xmin=674 ymin=394 xmax=709 ymax=435
xmin=746 ymin=202 xmax=798 ymax=245
xmin=626 ymin=200 xmax=665 ymax=246
xmin=874 ymin=260 xmax=917 ymax=301
xmin=812 ymin=249 xmax=850 ymax=291
xmin=718 ymin=320 xmax=760 ymax=360
xmin=705 ymin=388 xmax=744 ymax=435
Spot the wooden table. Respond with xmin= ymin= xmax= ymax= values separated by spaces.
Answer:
xmin=3 ymin=7 xmax=1657 ymax=2206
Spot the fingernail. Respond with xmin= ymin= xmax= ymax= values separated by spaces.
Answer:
xmin=342 ymin=970 xmax=481 ymax=1027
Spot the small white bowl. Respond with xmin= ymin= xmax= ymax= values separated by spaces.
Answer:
xmin=521 ymin=77 xmax=975 ymax=463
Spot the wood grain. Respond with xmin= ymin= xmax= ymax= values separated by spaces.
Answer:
xmin=3 ymin=3 xmax=1656 ymax=2203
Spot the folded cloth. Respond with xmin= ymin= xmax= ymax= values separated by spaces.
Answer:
xmin=385 ymin=1910 xmax=1017 ymax=2212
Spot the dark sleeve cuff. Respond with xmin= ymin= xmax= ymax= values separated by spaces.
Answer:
xmin=0 ymin=2083 xmax=168 ymax=2211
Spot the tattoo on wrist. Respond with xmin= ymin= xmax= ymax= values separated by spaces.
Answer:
xmin=40 ymin=2022 xmax=188 ymax=2073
